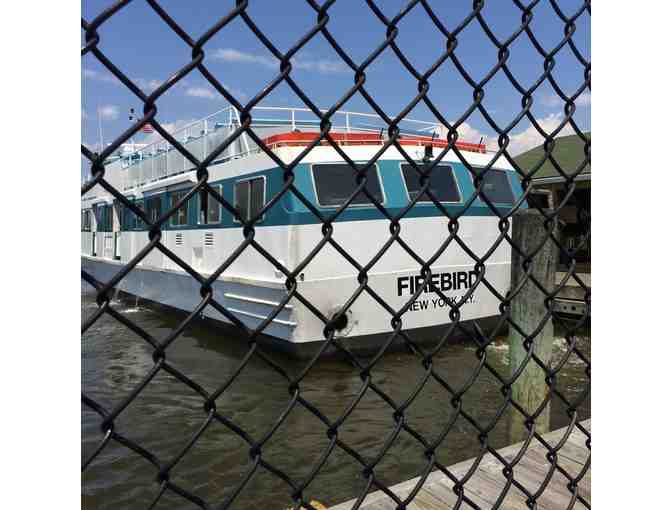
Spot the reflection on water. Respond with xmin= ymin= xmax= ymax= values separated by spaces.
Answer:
xmin=82 ymin=291 xmax=590 ymax=509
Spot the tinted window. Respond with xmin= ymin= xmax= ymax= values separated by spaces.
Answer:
xmin=234 ymin=177 xmax=265 ymax=222
xmin=170 ymin=190 xmax=189 ymax=226
xmin=81 ymin=210 xmax=91 ymax=231
xmin=312 ymin=164 xmax=383 ymax=207
xmin=234 ymin=180 xmax=249 ymax=221
xmin=147 ymin=196 xmax=162 ymax=223
xmin=114 ymin=202 xmax=124 ymax=232
xmin=97 ymin=205 xmax=112 ymax=231
xmin=133 ymin=201 xmax=145 ymax=229
xmin=92 ymin=205 xmax=100 ymax=230
xmin=401 ymin=163 xmax=460 ymax=203
xmin=250 ymin=178 xmax=265 ymax=219
xmin=119 ymin=203 xmax=129 ymax=231
xmin=478 ymin=169 xmax=515 ymax=205
xmin=528 ymin=191 xmax=550 ymax=209
xmin=199 ymin=185 xmax=222 ymax=224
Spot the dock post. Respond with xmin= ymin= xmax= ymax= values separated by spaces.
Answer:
xmin=508 ymin=209 xmax=558 ymax=443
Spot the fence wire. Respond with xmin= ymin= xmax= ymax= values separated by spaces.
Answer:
xmin=82 ymin=1 xmax=590 ymax=509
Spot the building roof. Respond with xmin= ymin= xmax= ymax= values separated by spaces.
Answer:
xmin=515 ymin=133 xmax=590 ymax=183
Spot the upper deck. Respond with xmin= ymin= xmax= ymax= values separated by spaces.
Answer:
xmin=82 ymin=106 xmax=495 ymax=203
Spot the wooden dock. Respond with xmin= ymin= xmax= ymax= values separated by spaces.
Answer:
xmin=330 ymin=420 xmax=590 ymax=510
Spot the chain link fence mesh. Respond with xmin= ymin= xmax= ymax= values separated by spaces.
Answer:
xmin=82 ymin=1 xmax=590 ymax=508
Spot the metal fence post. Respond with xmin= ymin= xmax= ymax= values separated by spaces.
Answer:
xmin=509 ymin=209 xmax=558 ymax=443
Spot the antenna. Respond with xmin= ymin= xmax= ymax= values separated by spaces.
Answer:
xmin=129 ymin=108 xmax=136 ymax=151
xmin=423 ymin=131 xmax=436 ymax=163
xmin=97 ymin=104 xmax=104 ymax=153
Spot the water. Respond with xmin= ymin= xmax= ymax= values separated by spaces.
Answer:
xmin=82 ymin=291 xmax=590 ymax=509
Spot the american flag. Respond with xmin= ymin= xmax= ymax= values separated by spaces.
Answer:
xmin=142 ymin=124 xmax=154 ymax=134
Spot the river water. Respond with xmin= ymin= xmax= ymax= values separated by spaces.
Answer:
xmin=82 ymin=291 xmax=590 ymax=509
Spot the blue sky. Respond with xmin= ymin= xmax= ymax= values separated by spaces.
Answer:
xmin=81 ymin=0 xmax=590 ymax=164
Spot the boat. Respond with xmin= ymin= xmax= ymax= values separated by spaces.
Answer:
xmin=81 ymin=106 xmax=524 ymax=357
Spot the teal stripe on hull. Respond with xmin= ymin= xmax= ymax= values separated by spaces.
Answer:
xmin=83 ymin=160 xmax=526 ymax=232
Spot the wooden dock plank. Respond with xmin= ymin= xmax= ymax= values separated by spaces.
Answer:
xmin=329 ymin=420 xmax=590 ymax=510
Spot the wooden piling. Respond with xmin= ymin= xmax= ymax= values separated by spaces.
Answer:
xmin=509 ymin=209 xmax=558 ymax=443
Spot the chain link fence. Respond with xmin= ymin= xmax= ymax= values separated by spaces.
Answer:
xmin=82 ymin=1 xmax=590 ymax=508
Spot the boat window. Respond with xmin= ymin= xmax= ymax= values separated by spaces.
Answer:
xmin=81 ymin=210 xmax=91 ymax=231
xmin=98 ymin=205 xmax=112 ymax=231
xmin=312 ymin=164 xmax=383 ymax=207
xmin=234 ymin=177 xmax=265 ymax=222
xmin=121 ymin=201 xmax=141 ymax=231
xmin=199 ymin=185 xmax=222 ymax=224
xmin=147 ymin=196 xmax=162 ymax=223
xmin=169 ymin=190 xmax=189 ymax=226
xmin=92 ymin=205 xmax=100 ymax=230
xmin=132 ymin=201 xmax=145 ymax=229
xmin=115 ymin=201 xmax=124 ymax=232
xmin=477 ymin=169 xmax=515 ymax=205
xmin=527 ymin=190 xmax=551 ymax=209
xmin=401 ymin=163 xmax=461 ymax=203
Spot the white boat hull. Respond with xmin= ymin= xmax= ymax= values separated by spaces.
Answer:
xmin=82 ymin=216 xmax=510 ymax=357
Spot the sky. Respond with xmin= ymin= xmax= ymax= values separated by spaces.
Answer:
xmin=81 ymin=0 xmax=590 ymax=174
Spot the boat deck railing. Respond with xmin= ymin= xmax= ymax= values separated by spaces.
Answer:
xmin=118 ymin=106 xmax=483 ymax=191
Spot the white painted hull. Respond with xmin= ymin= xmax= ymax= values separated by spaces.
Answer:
xmin=82 ymin=216 xmax=510 ymax=354
xmin=82 ymin=256 xmax=295 ymax=342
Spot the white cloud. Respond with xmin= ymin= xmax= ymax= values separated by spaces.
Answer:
xmin=212 ymin=47 xmax=348 ymax=74
xmin=185 ymin=84 xmax=248 ymax=101
xmin=83 ymin=141 xmax=104 ymax=153
xmin=134 ymin=77 xmax=163 ymax=91
xmin=97 ymin=104 xmax=119 ymax=121
xmin=506 ymin=112 xmax=575 ymax=156
xmin=141 ymin=118 xmax=199 ymax=144
xmin=541 ymin=92 xmax=591 ymax=108
xmin=576 ymin=92 xmax=591 ymax=106
xmin=83 ymin=69 xmax=164 ymax=92
xmin=433 ymin=112 xmax=577 ymax=156
xmin=185 ymin=86 xmax=217 ymax=99
xmin=213 ymin=48 xmax=274 ymax=67
xmin=457 ymin=122 xmax=492 ymax=147
xmin=83 ymin=68 xmax=118 ymax=83
xmin=293 ymin=58 xmax=347 ymax=73
xmin=433 ymin=122 xmax=495 ymax=151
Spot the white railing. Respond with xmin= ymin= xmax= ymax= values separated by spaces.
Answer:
xmin=119 ymin=106 xmax=446 ymax=190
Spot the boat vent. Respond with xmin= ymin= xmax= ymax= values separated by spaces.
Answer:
xmin=175 ymin=233 xmax=183 ymax=246
xmin=204 ymin=232 xmax=215 ymax=248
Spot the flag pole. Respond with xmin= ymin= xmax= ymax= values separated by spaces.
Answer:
xmin=97 ymin=104 xmax=104 ymax=153
xmin=129 ymin=108 xmax=135 ymax=152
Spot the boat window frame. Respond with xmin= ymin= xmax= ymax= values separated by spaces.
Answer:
xmin=198 ymin=184 xmax=223 ymax=225
xmin=169 ymin=189 xmax=190 ymax=227
xmin=398 ymin=161 xmax=463 ymax=205
xmin=233 ymin=175 xmax=267 ymax=224
xmin=146 ymin=194 xmax=163 ymax=225
xmin=472 ymin=167 xmax=516 ymax=206
xmin=132 ymin=200 xmax=145 ymax=230
xmin=81 ymin=209 xmax=92 ymax=232
xmin=97 ymin=204 xmax=112 ymax=232
xmin=309 ymin=162 xmax=386 ymax=209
